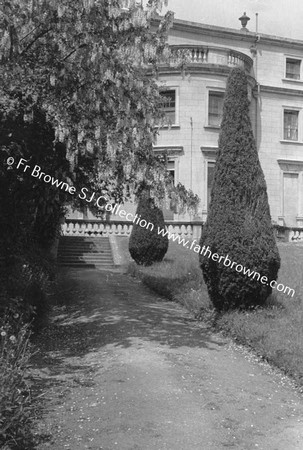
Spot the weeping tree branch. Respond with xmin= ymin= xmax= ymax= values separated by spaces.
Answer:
xmin=62 ymin=43 xmax=88 ymax=62
xmin=20 ymin=27 xmax=53 ymax=56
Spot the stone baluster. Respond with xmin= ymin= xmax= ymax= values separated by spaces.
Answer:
xmin=92 ymin=222 xmax=99 ymax=236
xmin=191 ymin=48 xmax=197 ymax=62
xmin=74 ymin=221 xmax=80 ymax=236
xmin=86 ymin=222 xmax=92 ymax=236
xmin=79 ymin=221 xmax=86 ymax=236
xmin=167 ymin=224 xmax=174 ymax=236
xmin=197 ymin=48 xmax=203 ymax=62
xmin=187 ymin=224 xmax=193 ymax=238
xmin=105 ymin=222 xmax=111 ymax=236
xmin=192 ymin=223 xmax=202 ymax=241
xmin=61 ymin=222 xmax=67 ymax=236
xmin=125 ymin=223 xmax=132 ymax=235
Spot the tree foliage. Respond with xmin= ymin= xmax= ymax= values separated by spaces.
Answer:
xmin=129 ymin=189 xmax=168 ymax=266
xmin=0 ymin=106 xmax=71 ymax=250
xmin=0 ymin=0 xmax=198 ymax=209
xmin=199 ymin=67 xmax=280 ymax=311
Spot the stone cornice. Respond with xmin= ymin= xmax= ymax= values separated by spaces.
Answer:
xmin=278 ymin=159 xmax=303 ymax=166
xmin=153 ymin=145 xmax=184 ymax=155
xmin=259 ymin=85 xmax=303 ymax=96
xmin=155 ymin=65 xmax=256 ymax=87
xmin=156 ymin=65 xmax=231 ymax=77
xmin=200 ymin=146 xmax=218 ymax=157
xmin=153 ymin=17 xmax=303 ymax=51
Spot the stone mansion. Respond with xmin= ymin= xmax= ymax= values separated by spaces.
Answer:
xmin=68 ymin=13 xmax=303 ymax=232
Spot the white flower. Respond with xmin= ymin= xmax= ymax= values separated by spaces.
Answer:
xmin=13 ymin=313 xmax=19 ymax=319
xmin=0 ymin=331 xmax=6 ymax=337
xmin=9 ymin=335 xmax=16 ymax=343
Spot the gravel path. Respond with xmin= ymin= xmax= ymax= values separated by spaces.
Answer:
xmin=33 ymin=268 xmax=303 ymax=450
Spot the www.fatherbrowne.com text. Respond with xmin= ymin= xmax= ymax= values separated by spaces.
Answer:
xmin=157 ymin=228 xmax=295 ymax=298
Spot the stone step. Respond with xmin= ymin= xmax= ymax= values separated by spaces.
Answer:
xmin=58 ymin=247 xmax=112 ymax=255
xmin=58 ymin=236 xmax=114 ymax=268
xmin=58 ymin=251 xmax=112 ymax=256
xmin=59 ymin=239 xmax=110 ymax=243
xmin=58 ymin=262 xmax=116 ymax=268
xmin=60 ymin=237 xmax=110 ymax=242
xmin=59 ymin=239 xmax=111 ymax=244
xmin=59 ymin=243 xmax=111 ymax=246
xmin=58 ymin=256 xmax=114 ymax=262
xmin=58 ymin=253 xmax=112 ymax=258
xmin=58 ymin=247 xmax=112 ymax=251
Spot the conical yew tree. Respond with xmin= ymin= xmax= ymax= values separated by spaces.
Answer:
xmin=199 ymin=67 xmax=280 ymax=310
xmin=129 ymin=190 xmax=168 ymax=266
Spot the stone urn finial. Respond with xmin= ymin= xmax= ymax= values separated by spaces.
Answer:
xmin=239 ymin=12 xmax=250 ymax=31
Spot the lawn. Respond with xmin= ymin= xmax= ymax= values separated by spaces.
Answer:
xmin=116 ymin=236 xmax=303 ymax=386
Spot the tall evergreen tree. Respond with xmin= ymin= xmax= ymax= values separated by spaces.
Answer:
xmin=199 ymin=67 xmax=280 ymax=310
xmin=129 ymin=190 xmax=168 ymax=266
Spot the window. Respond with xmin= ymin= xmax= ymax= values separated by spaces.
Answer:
xmin=163 ymin=159 xmax=177 ymax=219
xmin=208 ymin=91 xmax=224 ymax=127
xmin=284 ymin=110 xmax=299 ymax=141
xmin=160 ymin=89 xmax=176 ymax=125
xmin=286 ymin=58 xmax=301 ymax=80
xmin=283 ymin=173 xmax=299 ymax=226
xmin=207 ymin=161 xmax=216 ymax=208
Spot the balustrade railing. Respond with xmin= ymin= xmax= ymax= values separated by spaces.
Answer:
xmin=62 ymin=219 xmax=203 ymax=240
xmin=63 ymin=220 xmax=303 ymax=243
xmin=273 ymin=225 xmax=303 ymax=242
xmin=288 ymin=229 xmax=303 ymax=242
xmin=169 ymin=45 xmax=253 ymax=74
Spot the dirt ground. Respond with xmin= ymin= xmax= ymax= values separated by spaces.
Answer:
xmin=32 ymin=268 xmax=303 ymax=450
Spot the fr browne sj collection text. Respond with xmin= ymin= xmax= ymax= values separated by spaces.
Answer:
xmin=8 ymin=157 xmax=116 ymax=209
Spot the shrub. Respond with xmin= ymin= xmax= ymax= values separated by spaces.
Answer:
xmin=0 ymin=313 xmax=35 ymax=449
xmin=129 ymin=191 xmax=168 ymax=266
xmin=0 ymin=246 xmax=55 ymax=332
xmin=199 ymin=67 xmax=280 ymax=311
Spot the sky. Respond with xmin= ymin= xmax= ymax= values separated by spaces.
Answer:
xmin=163 ymin=0 xmax=303 ymax=41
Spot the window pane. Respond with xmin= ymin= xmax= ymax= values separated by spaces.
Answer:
xmin=208 ymin=92 xmax=224 ymax=126
xmin=167 ymin=169 xmax=175 ymax=185
xmin=161 ymin=90 xmax=175 ymax=108
xmin=286 ymin=59 xmax=301 ymax=80
xmin=160 ymin=90 xmax=176 ymax=124
xmin=284 ymin=110 xmax=298 ymax=140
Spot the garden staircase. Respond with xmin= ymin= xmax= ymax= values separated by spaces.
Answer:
xmin=58 ymin=236 xmax=114 ymax=268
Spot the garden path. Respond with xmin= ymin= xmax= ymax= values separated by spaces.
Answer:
xmin=33 ymin=268 xmax=303 ymax=449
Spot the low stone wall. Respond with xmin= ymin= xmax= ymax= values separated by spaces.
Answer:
xmin=62 ymin=219 xmax=203 ymax=240
xmin=274 ymin=225 xmax=303 ymax=242
xmin=62 ymin=219 xmax=303 ymax=243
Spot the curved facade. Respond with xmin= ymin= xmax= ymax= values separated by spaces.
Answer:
xmin=153 ymin=18 xmax=303 ymax=228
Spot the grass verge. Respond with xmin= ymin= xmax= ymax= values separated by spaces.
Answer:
xmin=116 ymin=237 xmax=303 ymax=387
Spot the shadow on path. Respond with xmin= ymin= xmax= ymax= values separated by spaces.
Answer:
xmin=32 ymin=268 xmax=222 ymax=376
